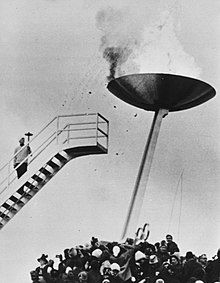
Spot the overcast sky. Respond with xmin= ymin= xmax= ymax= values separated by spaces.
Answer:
xmin=0 ymin=0 xmax=220 ymax=282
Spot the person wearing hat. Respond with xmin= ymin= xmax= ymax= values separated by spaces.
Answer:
xmin=41 ymin=260 xmax=62 ymax=283
xmin=147 ymin=255 xmax=161 ymax=283
xmin=109 ymin=263 xmax=124 ymax=283
xmin=130 ymin=250 xmax=149 ymax=282
xmin=37 ymin=254 xmax=49 ymax=267
xmin=198 ymin=254 xmax=208 ymax=269
xmin=14 ymin=136 xmax=32 ymax=179
xmin=34 ymin=254 xmax=49 ymax=282
xmin=182 ymin=251 xmax=204 ymax=283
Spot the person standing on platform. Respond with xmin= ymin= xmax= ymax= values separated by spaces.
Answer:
xmin=14 ymin=137 xmax=32 ymax=178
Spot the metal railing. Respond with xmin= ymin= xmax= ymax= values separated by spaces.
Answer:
xmin=0 ymin=113 xmax=109 ymax=199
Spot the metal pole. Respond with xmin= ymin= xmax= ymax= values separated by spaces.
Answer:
xmin=121 ymin=108 xmax=169 ymax=240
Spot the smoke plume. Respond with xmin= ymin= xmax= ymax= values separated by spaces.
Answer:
xmin=96 ymin=3 xmax=201 ymax=81
xmin=96 ymin=6 xmax=145 ymax=81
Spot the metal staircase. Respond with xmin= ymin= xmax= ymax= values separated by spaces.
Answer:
xmin=0 ymin=113 xmax=109 ymax=229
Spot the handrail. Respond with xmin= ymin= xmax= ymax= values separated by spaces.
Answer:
xmin=0 ymin=113 xmax=109 ymax=200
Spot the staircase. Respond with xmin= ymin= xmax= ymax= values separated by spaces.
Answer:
xmin=0 ymin=113 xmax=109 ymax=229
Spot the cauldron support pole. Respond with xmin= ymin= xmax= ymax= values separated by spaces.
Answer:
xmin=121 ymin=108 xmax=169 ymax=240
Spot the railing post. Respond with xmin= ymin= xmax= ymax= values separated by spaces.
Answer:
xmin=67 ymin=124 xmax=70 ymax=144
xmin=56 ymin=116 xmax=59 ymax=145
xmin=7 ymin=161 xmax=10 ymax=190
xmin=96 ymin=113 xmax=98 ymax=145
xmin=106 ymin=118 xmax=109 ymax=150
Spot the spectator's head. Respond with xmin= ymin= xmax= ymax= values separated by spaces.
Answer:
xmin=198 ymin=254 xmax=207 ymax=265
xmin=170 ymin=255 xmax=180 ymax=266
xmin=155 ymin=280 xmax=165 ymax=283
xmin=159 ymin=244 xmax=168 ymax=253
xmin=125 ymin=238 xmax=134 ymax=245
xmin=100 ymin=260 xmax=111 ymax=276
xmin=91 ymin=237 xmax=99 ymax=246
xmin=145 ymin=247 xmax=154 ymax=258
xmin=112 ymin=245 xmax=120 ymax=257
xmin=166 ymin=234 xmax=173 ymax=243
xmin=37 ymin=254 xmax=48 ymax=266
xmin=68 ymin=247 xmax=77 ymax=258
xmin=78 ymin=271 xmax=88 ymax=282
xmin=135 ymin=251 xmax=146 ymax=265
xmin=185 ymin=251 xmax=195 ymax=261
xmin=66 ymin=267 xmax=74 ymax=279
xmin=162 ymin=261 xmax=170 ymax=269
xmin=154 ymin=242 xmax=160 ymax=251
xmin=149 ymin=254 xmax=159 ymax=267
xmin=19 ymin=137 xmax=25 ymax=146
xmin=92 ymin=248 xmax=102 ymax=259
xmin=110 ymin=263 xmax=120 ymax=277
xmin=64 ymin=248 xmax=70 ymax=259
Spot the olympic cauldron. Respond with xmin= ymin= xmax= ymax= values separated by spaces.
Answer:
xmin=107 ymin=73 xmax=216 ymax=239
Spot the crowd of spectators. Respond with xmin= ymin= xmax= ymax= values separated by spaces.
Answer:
xmin=30 ymin=231 xmax=220 ymax=283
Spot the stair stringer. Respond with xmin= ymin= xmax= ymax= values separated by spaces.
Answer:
xmin=0 ymin=143 xmax=107 ymax=229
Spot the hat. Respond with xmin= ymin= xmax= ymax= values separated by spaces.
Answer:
xmin=172 ymin=252 xmax=180 ymax=259
xmin=78 ymin=271 xmax=88 ymax=281
xmin=92 ymin=248 xmax=102 ymax=258
xmin=135 ymin=251 xmax=146 ymax=261
xmin=185 ymin=251 xmax=194 ymax=260
xmin=102 ymin=279 xmax=110 ymax=283
xmin=68 ymin=247 xmax=77 ymax=257
xmin=37 ymin=254 xmax=48 ymax=263
xmin=66 ymin=267 xmax=73 ymax=274
xmin=149 ymin=255 xmax=159 ymax=264
xmin=47 ymin=267 xmax=53 ymax=274
xmin=110 ymin=263 xmax=120 ymax=271
xmin=100 ymin=260 xmax=111 ymax=275
xmin=155 ymin=280 xmax=165 ymax=283
xmin=162 ymin=261 xmax=170 ymax=267
xmin=19 ymin=137 xmax=25 ymax=142
xmin=113 ymin=245 xmax=121 ymax=257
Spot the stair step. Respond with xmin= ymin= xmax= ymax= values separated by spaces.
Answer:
xmin=17 ymin=187 xmax=25 ymax=195
xmin=2 ymin=203 xmax=17 ymax=213
xmin=39 ymin=167 xmax=52 ymax=176
xmin=54 ymin=152 xmax=68 ymax=163
xmin=16 ymin=187 xmax=32 ymax=199
xmin=24 ymin=181 xmax=36 ymax=190
xmin=9 ymin=196 xmax=24 ymax=206
xmin=0 ymin=212 xmax=10 ymax=220
xmin=32 ymin=174 xmax=44 ymax=183
xmin=47 ymin=160 xmax=60 ymax=169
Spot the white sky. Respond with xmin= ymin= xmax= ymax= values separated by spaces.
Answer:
xmin=0 ymin=0 xmax=220 ymax=282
